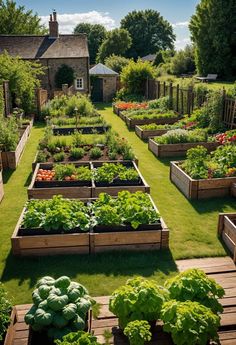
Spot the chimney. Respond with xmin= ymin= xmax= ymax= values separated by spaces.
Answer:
xmin=49 ymin=11 xmax=59 ymax=38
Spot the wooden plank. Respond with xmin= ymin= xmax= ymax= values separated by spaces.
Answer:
xmin=0 ymin=169 xmax=4 ymax=203
xmin=93 ymin=230 xmax=161 ymax=246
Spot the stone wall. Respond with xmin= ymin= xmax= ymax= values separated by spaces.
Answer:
xmin=102 ymin=76 xmax=117 ymax=102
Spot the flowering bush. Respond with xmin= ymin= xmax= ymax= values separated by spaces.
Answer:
xmin=115 ymin=102 xmax=148 ymax=111
xmin=215 ymin=130 xmax=236 ymax=144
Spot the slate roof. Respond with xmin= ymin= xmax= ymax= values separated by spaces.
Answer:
xmin=89 ymin=63 xmax=118 ymax=76
xmin=0 ymin=34 xmax=89 ymax=59
xmin=141 ymin=54 xmax=156 ymax=62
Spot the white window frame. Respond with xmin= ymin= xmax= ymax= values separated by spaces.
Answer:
xmin=75 ymin=77 xmax=84 ymax=90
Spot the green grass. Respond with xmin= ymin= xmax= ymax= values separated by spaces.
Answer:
xmin=0 ymin=107 xmax=235 ymax=304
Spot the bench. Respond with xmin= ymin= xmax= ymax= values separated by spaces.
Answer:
xmin=195 ymin=74 xmax=218 ymax=82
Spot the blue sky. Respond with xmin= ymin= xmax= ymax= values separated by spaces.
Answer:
xmin=15 ymin=0 xmax=200 ymax=49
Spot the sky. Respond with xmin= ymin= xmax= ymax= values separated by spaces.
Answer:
xmin=15 ymin=0 xmax=200 ymax=50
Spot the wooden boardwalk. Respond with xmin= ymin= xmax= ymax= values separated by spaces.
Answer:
xmin=5 ymin=256 xmax=236 ymax=345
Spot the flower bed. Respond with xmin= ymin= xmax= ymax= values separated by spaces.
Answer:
xmin=1 ymin=119 xmax=33 ymax=169
xmin=218 ymin=213 xmax=236 ymax=263
xmin=91 ymin=161 xmax=150 ymax=197
xmin=28 ymin=163 xmax=93 ymax=199
xmin=113 ymin=102 xmax=148 ymax=116
xmin=148 ymin=129 xmax=219 ymax=158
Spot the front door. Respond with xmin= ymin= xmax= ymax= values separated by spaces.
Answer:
xmin=91 ymin=77 xmax=103 ymax=102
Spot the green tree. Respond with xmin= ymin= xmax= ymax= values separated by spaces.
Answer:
xmin=105 ymin=54 xmax=130 ymax=74
xmin=0 ymin=0 xmax=47 ymax=34
xmin=121 ymin=9 xmax=175 ymax=59
xmin=171 ymin=45 xmax=196 ymax=76
xmin=0 ymin=51 xmax=45 ymax=113
xmin=74 ymin=23 xmax=107 ymax=65
xmin=55 ymin=64 xmax=75 ymax=88
xmin=96 ymin=28 xmax=132 ymax=63
xmin=189 ymin=0 xmax=236 ymax=78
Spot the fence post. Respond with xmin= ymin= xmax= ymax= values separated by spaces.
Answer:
xmin=176 ymin=84 xmax=179 ymax=113
xmin=187 ymin=86 xmax=193 ymax=116
xmin=157 ymin=81 xmax=160 ymax=99
xmin=169 ymin=82 xmax=173 ymax=109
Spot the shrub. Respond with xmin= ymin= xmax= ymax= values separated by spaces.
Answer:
xmin=170 ymin=45 xmax=195 ymax=76
xmin=109 ymin=276 xmax=168 ymax=328
xmin=24 ymin=276 xmax=93 ymax=340
xmin=0 ymin=283 xmax=12 ymax=341
xmin=70 ymin=148 xmax=85 ymax=160
xmin=124 ymin=320 xmax=151 ymax=345
xmin=89 ymin=147 xmax=102 ymax=159
xmin=0 ymin=116 xmax=20 ymax=151
xmin=72 ymin=132 xmax=83 ymax=147
xmin=54 ymin=331 xmax=101 ymax=345
xmin=161 ymin=300 xmax=220 ymax=345
xmin=55 ymin=64 xmax=75 ymax=88
xmin=104 ymin=54 xmax=130 ymax=74
xmin=148 ymin=96 xmax=170 ymax=111
xmin=165 ymin=268 xmax=225 ymax=314
xmin=53 ymin=152 xmax=65 ymax=162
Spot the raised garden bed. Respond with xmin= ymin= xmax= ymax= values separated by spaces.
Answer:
xmin=149 ymin=139 xmax=219 ymax=158
xmin=11 ymin=207 xmax=90 ymax=256
xmin=0 ymin=168 xmax=4 ymax=203
xmin=170 ymin=161 xmax=236 ymax=199
xmin=53 ymin=125 xmax=109 ymax=136
xmin=218 ymin=213 xmax=236 ymax=263
xmin=135 ymin=125 xmax=169 ymax=140
xmin=1 ymin=120 xmax=33 ymax=169
xmin=28 ymin=162 xmax=93 ymax=199
xmin=91 ymin=161 xmax=150 ymax=197
xmin=123 ymin=113 xmax=180 ymax=130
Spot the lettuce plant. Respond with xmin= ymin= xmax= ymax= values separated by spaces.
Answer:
xmin=54 ymin=331 xmax=101 ymax=345
xmin=124 ymin=320 xmax=151 ymax=345
xmin=93 ymin=163 xmax=139 ymax=183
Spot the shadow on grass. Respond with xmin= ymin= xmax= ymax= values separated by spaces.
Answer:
xmin=1 ymin=249 xmax=177 ymax=289
xmin=95 ymin=103 xmax=112 ymax=111
xmin=33 ymin=121 xmax=46 ymax=129
xmin=24 ymin=171 xmax=33 ymax=187
xmin=3 ymin=169 xmax=14 ymax=184
xmin=190 ymin=196 xmax=236 ymax=214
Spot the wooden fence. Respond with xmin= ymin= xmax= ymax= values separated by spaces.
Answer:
xmin=36 ymin=88 xmax=48 ymax=114
xmin=146 ymin=80 xmax=236 ymax=129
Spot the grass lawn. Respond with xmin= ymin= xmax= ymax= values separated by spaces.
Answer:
xmin=0 ymin=106 xmax=235 ymax=304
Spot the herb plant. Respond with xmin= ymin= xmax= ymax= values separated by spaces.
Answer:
xmin=70 ymin=148 xmax=85 ymax=160
xmin=109 ymin=277 xmax=169 ymax=329
xmin=89 ymin=147 xmax=102 ymax=159
xmin=124 ymin=320 xmax=151 ymax=345
xmin=154 ymin=129 xmax=208 ymax=145
xmin=161 ymin=300 xmax=220 ymax=345
xmin=54 ymin=331 xmax=101 ymax=345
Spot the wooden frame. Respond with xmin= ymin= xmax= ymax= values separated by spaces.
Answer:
xmin=11 ymin=207 xmax=90 ymax=256
xmin=170 ymin=161 xmax=236 ymax=199
xmin=232 ymin=183 xmax=236 ymax=198
xmin=135 ymin=125 xmax=169 ymax=140
xmin=149 ymin=139 xmax=219 ymax=158
xmin=218 ymin=213 xmax=236 ymax=263
xmin=28 ymin=162 xmax=93 ymax=199
xmin=91 ymin=161 xmax=150 ymax=197
xmin=1 ymin=120 xmax=33 ymax=169
xmin=0 ymin=154 xmax=4 ymax=203
xmin=90 ymin=207 xmax=169 ymax=253
xmin=124 ymin=114 xmax=180 ymax=130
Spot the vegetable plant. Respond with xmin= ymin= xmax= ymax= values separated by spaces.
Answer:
xmin=70 ymin=148 xmax=85 ymax=160
xmin=0 ymin=116 xmax=20 ymax=151
xmin=54 ymin=164 xmax=92 ymax=181
xmin=124 ymin=320 xmax=151 ymax=345
xmin=89 ymin=147 xmax=102 ymax=159
xmin=154 ymin=129 xmax=208 ymax=145
xmin=93 ymin=163 xmax=139 ymax=184
xmin=165 ymin=268 xmax=225 ymax=314
xmin=54 ymin=152 xmax=66 ymax=162
xmin=0 ymin=283 xmax=12 ymax=341
xmin=22 ymin=195 xmax=90 ymax=232
xmin=109 ymin=276 xmax=169 ymax=329
xmin=25 ymin=276 xmax=93 ymax=340
xmin=161 ymin=300 xmax=220 ymax=345
xmin=54 ymin=331 xmax=101 ymax=345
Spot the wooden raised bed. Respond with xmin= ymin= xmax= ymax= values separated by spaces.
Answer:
xmin=232 ymin=183 xmax=236 ymax=198
xmin=135 ymin=125 xmax=169 ymax=140
xmin=1 ymin=120 xmax=33 ymax=169
xmin=112 ymin=104 xmax=120 ymax=115
xmin=149 ymin=139 xmax=219 ymax=158
xmin=91 ymin=161 xmax=150 ymax=197
xmin=28 ymin=162 xmax=93 ymax=199
xmin=0 ymin=169 xmax=4 ymax=203
xmin=124 ymin=114 xmax=180 ymax=130
xmin=53 ymin=125 xmax=109 ymax=136
xmin=11 ymin=207 xmax=90 ymax=256
xmin=170 ymin=161 xmax=236 ymax=200
xmin=90 ymin=196 xmax=169 ymax=253
xmin=218 ymin=213 xmax=236 ymax=263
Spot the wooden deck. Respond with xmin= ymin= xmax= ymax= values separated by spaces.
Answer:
xmin=6 ymin=257 xmax=236 ymax=345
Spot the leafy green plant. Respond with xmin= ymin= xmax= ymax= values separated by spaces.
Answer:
xmin=165 ymin=268 xmax=225 ymax=314
xmin=70 ymin=148 xmax=85 ymax=160
xmin=93 ymin=163 xmax=139 ymax=183
xmin=154 ymin=129 xmax=208 ymax=145
xmin=54 ymin=164 xmax=91 ymax=181
xmin=109 ymin=276 xmax=169 ymax=329
xmin=0 ymin=116 xmax=20 ymax=151
xmin=54 ymin=331 xmax=101 ymax=345
xmin=0 ymin=283 xmax=12 ymax=341
xmin=89 ymin=147 xmax=102 ymax=159
xmin=124 ymin=320 xmax=151 ymax=345
xmin=54 ymin=152 xmax=66 ymax=162
xmin=161 ymin=300 xmax=220 ymax=345
xmin=148 ymin=96 xmax=170 ymax=112
xmin=36 ymin=151 xmax=48 ymax=163
xmin=25 ymin=276 xmax=93 ymax=340
xmin=22 ymin=196 xmax=91 ymax=232
xmin=72 ymin=132 xmax=84 ymax=147
xmin=108 ymin=150 xmax=118 ymax=160
xmin=123 ymin=108 xmax=177 ymax=120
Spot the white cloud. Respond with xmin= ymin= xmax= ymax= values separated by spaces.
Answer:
xmin=172 ymin=21 xmax=189 ymax=28
xmin=175 ymin=37 xmax=191 ymax=50
xmin=40 ymin=11 xmax=116 ymax=34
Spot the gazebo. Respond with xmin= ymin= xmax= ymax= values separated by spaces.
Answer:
xmin=89 ymin=63 xmax=118 ymax=102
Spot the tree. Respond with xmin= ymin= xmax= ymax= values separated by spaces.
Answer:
xmin=104 ymin=54 xmax=130 ymax=74
xmin=0 ymin=0 xmax=47 ymax=34
xmin=0 ymin=51 xmax=45 ymax=113
xmin=189 ymin=0 xmax=236 ymax=78
xmin=74 ymin=23 xmax=107 ymax=65
xmin=121 ymin=10 xmax=175 ymax=59
xmin=171 ymin=45 xmax=196 ymax=76
xmin=96 ymin=28 xmax=132 ymax=63
xmin=55 ymin=64 xmax=75 ymax=88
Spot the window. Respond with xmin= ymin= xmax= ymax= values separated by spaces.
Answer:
xmin=75 ymin=77 xmax=84 ymax=90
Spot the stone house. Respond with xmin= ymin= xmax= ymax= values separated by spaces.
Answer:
xmin=89 ymin=63 xmax=118 ymax=102
xmin=0 ymin=12 xmax=90 ymax=97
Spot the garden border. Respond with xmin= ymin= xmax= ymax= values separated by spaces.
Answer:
xmin=124 ymin=113 xmax=180 ymax=130
xmin=218 ymin=213 xmax=236 ymax=263
xmin=135 ymin=125 xmax=169 ymax=140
